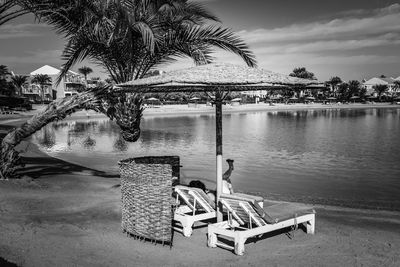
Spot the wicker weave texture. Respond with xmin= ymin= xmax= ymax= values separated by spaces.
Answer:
xmin=119 ymin=156 xmax=179 ymax=243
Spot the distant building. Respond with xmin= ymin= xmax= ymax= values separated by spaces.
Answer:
xmin=24 ymin=65 xmax=85 ymax=101
xmin=86 ymin=77 xmax=103 ymax=89
xmin=362 ymin=77 xmax=397 ymax=95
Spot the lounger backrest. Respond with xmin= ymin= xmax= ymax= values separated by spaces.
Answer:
xmin=174 ymin=185 xmax=215 ymax=212
xmin=220 ymin=198 xmax=266 ymax=227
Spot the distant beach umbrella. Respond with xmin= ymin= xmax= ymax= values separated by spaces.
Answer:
xmin=327 ymin=97 xmax=337 ymax=100
xmin=118 ymin=63 xmax=324 ymax=222
xmin=350 ymin=96 xmax=360 ymax=99
xmin=190 ymin=97 xmax=200 ymax=101
xmin=147 ymin=97 xmax=159 ymax=101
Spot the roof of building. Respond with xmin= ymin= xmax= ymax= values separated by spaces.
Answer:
xmin=30 ymin=65 xmax=82 ymax=77
xmin=30 ymin=65 xmax=60 ymax=76
xmin=363 ymin=77 xmax=395 ymax=85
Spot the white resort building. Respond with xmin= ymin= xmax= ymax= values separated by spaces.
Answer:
xmin=23 ymin=65 xmax=85 ymax=102
xmin=362 ymin=76 xmax=399 ymax=96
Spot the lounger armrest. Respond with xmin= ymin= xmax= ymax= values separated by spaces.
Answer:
xmin=220 ymin=194 xmax=276 ymax=224
xmin=220 ymin=193 xmax=263 ymax=207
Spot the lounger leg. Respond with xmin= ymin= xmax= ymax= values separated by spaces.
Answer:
xmin=182 ymin=221 xmax=194 ymax=237
xmin=306 ymin=216 xmax=315 ymax=234
xmin=234 ymin=237 xmax=246 ymax=256
xmin=207 ymin=230 xmax=217 ymax=248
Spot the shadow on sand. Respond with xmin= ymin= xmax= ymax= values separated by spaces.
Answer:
xmin=18 ymin=156 xmax=119 ymax=179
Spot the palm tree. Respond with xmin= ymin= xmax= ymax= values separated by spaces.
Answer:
xmin=0 ymin=0 xmax=257 ymax=179
xmin=11 ymin=75 xmax=28 ymax=96
xmin=373 ymin=84 xmax=388 ymax=101
xmin=17 ymin=0 xmax=256 ymax=83
xmin=31 ymin=74 xmax=52 ymax=103
xmin=0 ymin=1 xmax=29 ymax=26
xmin=78 ymin=66 xmax=93 ymax=83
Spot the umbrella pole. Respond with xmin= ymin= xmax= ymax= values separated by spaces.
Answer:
xmin=215 ymin=91 xmax=223 ymax=222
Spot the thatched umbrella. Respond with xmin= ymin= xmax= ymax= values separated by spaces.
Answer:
xmin=118 ymin=63 xmax=324 ymax=221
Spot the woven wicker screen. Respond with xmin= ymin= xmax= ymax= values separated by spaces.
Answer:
xmin=119 ymin=156 xmax=180 ymax=244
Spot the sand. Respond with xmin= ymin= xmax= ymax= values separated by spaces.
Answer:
xmin=1 ymin=103 xmax=400 ymax=266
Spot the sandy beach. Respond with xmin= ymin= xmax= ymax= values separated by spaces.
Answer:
xmin=1 ymin=103 xmax=400 ymax=266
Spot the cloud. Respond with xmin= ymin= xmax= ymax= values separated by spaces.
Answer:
xmin=215 ymin=3 xmax=400 ymax=80
xmin=239 ymin=4 xmax=400 ymax=44
xmin=0 ymin=49 xmax=63 ymax=65
xmin=251 ymin=33 xmax=400 ymax=55
xmin=0 ymin=23 xmax=50 ymax=39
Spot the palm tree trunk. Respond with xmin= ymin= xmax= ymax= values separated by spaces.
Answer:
xmin=0 ymin=87 xmax=122 ymax=179
xmin=1 ymin=90 xmax=97 ymax=179
xmin=1 ymin=87 xmax=144 ymax=180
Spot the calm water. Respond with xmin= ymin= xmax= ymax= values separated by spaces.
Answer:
xmin=30 ymin=108 xmax=400 ymax=210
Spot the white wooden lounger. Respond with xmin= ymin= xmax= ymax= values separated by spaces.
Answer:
xmin=207 ymin=194 xmax=315 ymax=255
xmin=173 ymin=185 xmax=217 ymax=237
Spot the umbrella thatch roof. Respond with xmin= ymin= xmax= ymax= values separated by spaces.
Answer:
xmin=117 ymin=63 xmax=324 ymax=93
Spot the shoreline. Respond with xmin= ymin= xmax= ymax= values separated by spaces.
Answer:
xmin=1 ymin=102 xmax=399 ymax=123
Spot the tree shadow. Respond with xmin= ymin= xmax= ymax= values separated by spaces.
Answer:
xmin=18 ymin=156 xmax=119 ymax=179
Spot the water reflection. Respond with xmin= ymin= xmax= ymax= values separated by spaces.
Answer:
xmin=113 ymin=135 xmax=128 ymax=152
xmin=36 ymin=126 xmax=56 ymax=149
xmin=82 ymin=135 xmax=96 ymax=150
xmin=30 ymin=108 xmax=400 ymax=210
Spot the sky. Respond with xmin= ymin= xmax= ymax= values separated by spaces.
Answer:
xmin=0 ymin=0 xmax=399 ymax=82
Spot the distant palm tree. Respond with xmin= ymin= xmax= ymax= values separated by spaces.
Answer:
xmin=373 ymin=84 xmax=388 ymax=101
xmin=31 ymin=74 xmax=52 ymax=103
xmin=290 ymin=67 xmax=316 ymax=80
xmin=0 ymin=64 xmax=9 ymax=77
xmin=348 ymin=80 xmax=361 ymax=98
xmin=328 ymin=76 xmax=342 ymax=96
xmin=337 ymin=82 xmax=349 ymax=100
xmin=393 ymin=80 xmax=400 ymax=97
xmin=289 ymin=67 xmax=316 ymax=98
xmin=78 ymin=66 xmax=93 ymax=83
xmin=11 ymin=75 xmax=28 ymax=96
